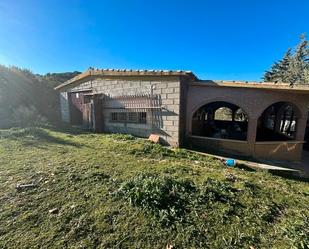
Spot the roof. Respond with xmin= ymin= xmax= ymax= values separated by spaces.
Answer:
xmin=192 ymin=80 xmax=309 ymax=92
xmin=55 ymin=67 xmax=309 ymax=93
xmin=55 ymin=68 xmax=197 ymax=90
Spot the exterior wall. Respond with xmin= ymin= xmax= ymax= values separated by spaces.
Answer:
xmin=186 ymin=84 xmax=309 ymax=132
xmin=188 ymin=136 xmax=251 ymax=156
xmin=254 ymin=141 xmax=304 ymax=161
xmin=178 ymin=78 xmax=190 ymax=146
xmin=59 ymin=74 xmax=309 ymax=162
xmin=63 ymin=76 xmax=183 ymax=146
xmin=186 ymin=83 xmax=309 ymax=161
xmin=188 ymin=136 xmax=304 ymax=161
xmin=59 ymin=92 xmax=70 ymax=123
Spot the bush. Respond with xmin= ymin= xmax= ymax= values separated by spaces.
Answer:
xmin=0 ymin=65 xmax=61 ymax=128
xmin=0 ymin=127 xmax=52 ymax=141
xmin=12 ymin=105 xmax=47 ymax=127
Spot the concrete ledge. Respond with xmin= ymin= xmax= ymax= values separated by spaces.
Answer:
xmin=186 ymin=149 xmax=300 ymax=173
xmin=255 ymin=140 xmax=305 ymax=145
xmin=189 ymin=135 xmax=248 ymax=144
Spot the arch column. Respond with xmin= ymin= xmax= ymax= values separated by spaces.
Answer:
xmin=293 ymin=104 xmax=308 ymax=141
xmin=247 ymin=116 xmax=258 ymax=153
xmin=295 ymin=116 xmax=307 ymax=141
xmin=293 ymin=114 xmax=307 ymax=161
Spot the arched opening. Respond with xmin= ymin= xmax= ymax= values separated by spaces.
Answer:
xmin=256 ymin=102 xmax=298 ymax=141
xmin=191 ymin=101 xmax=248 ymax=140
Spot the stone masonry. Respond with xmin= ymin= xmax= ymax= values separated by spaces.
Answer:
xmin=56 ymin=69 xmax=309 ymax=162
xmin=56 ymin=70 xmax=195 ymax=146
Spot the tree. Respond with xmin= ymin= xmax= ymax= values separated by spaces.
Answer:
xmin=264 ymin=48 xmax=292 ymax=83
xmin=263 ymin=34 xmax=309 ymax=85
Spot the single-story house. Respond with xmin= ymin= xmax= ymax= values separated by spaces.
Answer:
xmin=55 ymin=68 xmax=309 ymax=162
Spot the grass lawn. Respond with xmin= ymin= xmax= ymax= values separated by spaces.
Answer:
xmin=0 ymin=126 xmax=308 ymax=248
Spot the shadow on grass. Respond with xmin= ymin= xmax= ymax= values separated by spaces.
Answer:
xmin=269 ymin=170 xmax=309 ymax=182
xmin=42 ymin=123 xmax=92 ymax=135
xmin=0 ymin=127 xmax=83 ymax=148
xmin=236 ymin=163 xmax=257 ymax=172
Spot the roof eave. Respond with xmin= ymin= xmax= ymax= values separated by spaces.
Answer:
xmin=54 ymin=68 xmax=198 ymax=91
xmin=191 ymin=80 xmax=309 ymax=92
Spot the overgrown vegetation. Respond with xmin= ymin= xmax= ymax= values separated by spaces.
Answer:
xmin=0 ymin=65 xmax=79 ymax=128
xmin=0 ymin=127 xmax=308 ymax=248
xmin=40 ymin=71 xmax=80 ymax=88
xmin=117 ymin=174 xmax=196 ymax=226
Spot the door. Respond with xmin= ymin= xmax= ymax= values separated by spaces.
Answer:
xmin=68 ymin=91 xmax=91 ymax=125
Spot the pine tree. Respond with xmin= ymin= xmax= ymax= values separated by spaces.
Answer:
xmin=293 ymin=34 xmax=308 ymax=83
xmin=263 ymin=48 xmax=292 ymax=83
xmin=263 ymin=34 xmax=309 ymax=85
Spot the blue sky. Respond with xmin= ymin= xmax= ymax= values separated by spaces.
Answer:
xmin=0 ymin=0 xmax=308 ymax=81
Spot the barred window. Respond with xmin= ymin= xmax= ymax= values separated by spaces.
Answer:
xmin=110 ymin=112 xmax=147 ymax=124
xmin=128 ymin=112 xmax=138 ymax=122
xmin=111 ymin=113 xmax=118 ymax=122
xmin=138 ymin=112 xmax=147 ymax=124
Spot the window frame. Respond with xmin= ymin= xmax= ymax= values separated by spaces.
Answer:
xmin=110 ymin=111 xmax=147 ymax=124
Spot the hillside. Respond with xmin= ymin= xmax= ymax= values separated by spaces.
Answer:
xmin=40 ymin=71 xmax=81 ymax=88
xmin=0 ymin=65 xmax=79 ymax=128
xmin=0 ymin=126 xmax=308 ymax=248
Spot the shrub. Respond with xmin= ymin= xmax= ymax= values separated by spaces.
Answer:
xmin=11 ymin=105 xmax=47 ymax=127
xmin=0 ymin=127 xmax=45 ymax=139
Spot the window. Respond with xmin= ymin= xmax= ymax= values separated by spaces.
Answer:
xmin=128 ymin=112 xmax=138 ymax=122
xmin=111 ymin=113 xmax=118 ymax=122
xmin=119 ymin=112 xmax=127 ymax=122
xmin=138 ymin=112 xmax=147 ymax=124
xmin=110 ymin=112 xmax=147 ymax=124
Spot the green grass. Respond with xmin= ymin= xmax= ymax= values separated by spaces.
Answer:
xmin=0 ymin=127 xmax=308 ymax=248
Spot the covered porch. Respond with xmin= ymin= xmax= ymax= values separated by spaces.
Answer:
xmin=185 ymin=81 xmax=309 ymax=162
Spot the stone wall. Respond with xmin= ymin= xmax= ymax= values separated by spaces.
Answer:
xmin=62 ymin=76 xmax=183 ymax=146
